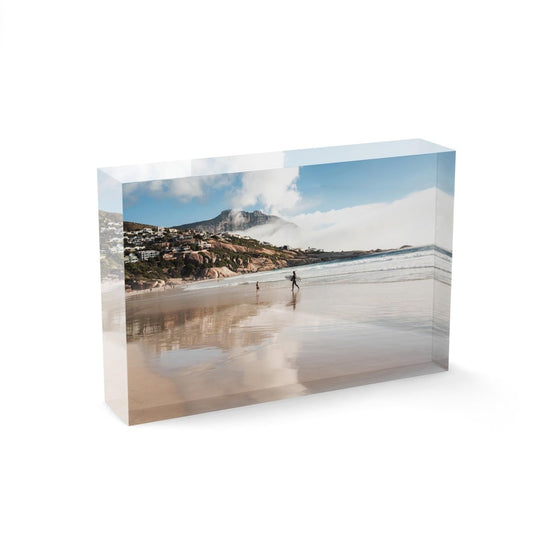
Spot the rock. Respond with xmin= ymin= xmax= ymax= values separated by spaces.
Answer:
xmin=185 ymin=252 xmax=204 ymax=264
xmin=202 ymin=267 xmax=238 ymax=279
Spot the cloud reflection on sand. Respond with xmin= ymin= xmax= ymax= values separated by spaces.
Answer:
xmin=126 ymin=294 xmax=309 ymax=421
xmin=125 ymin=278 xmax=449 ymax=423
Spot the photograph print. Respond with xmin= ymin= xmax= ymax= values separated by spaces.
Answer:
xmin=111 ymin=151 xmax=454 ymax=423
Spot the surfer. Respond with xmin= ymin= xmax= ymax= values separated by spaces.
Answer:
xmin=256 ymin=281 xmax=260 ymax=291
xmin=291 ymin=270 xmax=300 ymax=291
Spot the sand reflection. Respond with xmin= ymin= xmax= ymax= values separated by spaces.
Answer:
xmin=125 ymin=280 xmax=448 ymax=423
xmin=126 ymin=289 xmax=310 ymax=422
xmin=128 ymin=299 xmax=282 ymax=353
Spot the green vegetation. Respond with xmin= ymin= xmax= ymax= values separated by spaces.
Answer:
xmin=123 ymin=221 xmax=153 ymax=232
xmin=121 ymin=217 xmax=327 ymax=291
xmin=123 ymin=230 xmax=306 ymax=290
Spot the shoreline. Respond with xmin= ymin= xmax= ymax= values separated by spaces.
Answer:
xmin=124 ymin=245 xmax=443 ymax=295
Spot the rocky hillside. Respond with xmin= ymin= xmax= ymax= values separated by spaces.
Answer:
xmin=174 ymin=209 xmax=296 ymax=234
xmin=122 ymin=216 xmax=396 ymax=292
xmin=123 ymin=220 xmax=153 ymax=232
xmin=124 ymin=233 xmax=309 ymax=291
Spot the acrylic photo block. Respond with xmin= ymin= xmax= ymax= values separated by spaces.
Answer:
xmin=98 ymin=139 xmax=455 ymax=424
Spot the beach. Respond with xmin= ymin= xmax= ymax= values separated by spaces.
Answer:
xmin=124 ymin=246 xmax=451 ymax=423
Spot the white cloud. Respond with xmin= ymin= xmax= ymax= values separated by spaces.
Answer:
xmin=121 ymin=151 xmax=290 ymax=205
xmin=232 ymin=167 xmax=300 ymax=214
xmin=168 ymin=177 xmax=207 ymax=200
xmin=122 ymin=153 xmax=298 ymax=208
xmin=123 ymin=183 xmax=139 ymax=196
xmin=243 ymin=188 xmax=454 ymax=252
xmin=130 ymin=174 xmax=235 ymax=203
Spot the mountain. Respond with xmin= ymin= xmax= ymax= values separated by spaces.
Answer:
xmin=123 ymin=220 xmax=154 ymax=232
xmin=174 ymin=209 xmax=296 ymax=234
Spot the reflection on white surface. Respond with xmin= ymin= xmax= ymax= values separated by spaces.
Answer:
xmin=99 ymin=139 xmax=453 ymax=184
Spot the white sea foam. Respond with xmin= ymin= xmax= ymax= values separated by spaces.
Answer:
xmin=182 ymin=245 xmax=452 ymax=292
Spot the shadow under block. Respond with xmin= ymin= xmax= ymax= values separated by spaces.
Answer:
xmin=98 ymin=140 xmax=455 ymax=424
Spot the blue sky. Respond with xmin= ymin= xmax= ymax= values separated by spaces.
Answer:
xmin=122 ymin=152 xmax=454 ymax=226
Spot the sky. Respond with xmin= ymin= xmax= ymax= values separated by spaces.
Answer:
xmin=120 ymin=152 xmax=455 ymax=251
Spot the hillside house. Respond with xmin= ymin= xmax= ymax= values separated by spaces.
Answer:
xmin=139 ymin=250 xmax=160 ymax=261
xmin=124 ymin=253 xmax=139 ymax=263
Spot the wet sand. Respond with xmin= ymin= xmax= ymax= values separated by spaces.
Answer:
xmin=125 ymin=278 xmax=450 ymax=424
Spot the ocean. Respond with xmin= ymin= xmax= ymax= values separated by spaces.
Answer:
xmin=181 ymin=245 xmax=452 ymax=291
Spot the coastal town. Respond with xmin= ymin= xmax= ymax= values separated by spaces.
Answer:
xmin=98 ymin=210 xmax=318 ymax=291
xmin=124 ymin=226 xmax=209 ymax=263
xmin=113 ymin=215 xmax=329 ymax=292
xmin=122 ymin=225 xmax=293 ymax=264
xmin=98 ymin=210 xmax=400 ymax=293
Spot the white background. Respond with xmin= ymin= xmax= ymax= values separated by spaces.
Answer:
xmin=1 ymin=1 xmax=539 ymax=539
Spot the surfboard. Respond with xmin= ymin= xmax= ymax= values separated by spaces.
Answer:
xmin=284 ymin=275 xmax=302 ymax=281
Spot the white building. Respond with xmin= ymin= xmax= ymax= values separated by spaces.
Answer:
xmin=139 ymin=250 xmax=160 ymax=261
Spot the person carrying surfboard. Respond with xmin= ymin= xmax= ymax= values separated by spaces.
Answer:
xmin=291 ymin=270 xmax=300 ymax=292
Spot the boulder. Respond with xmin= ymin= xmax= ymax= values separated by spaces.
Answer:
xmin=185 ymin=252 xmax=204 ymax=265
